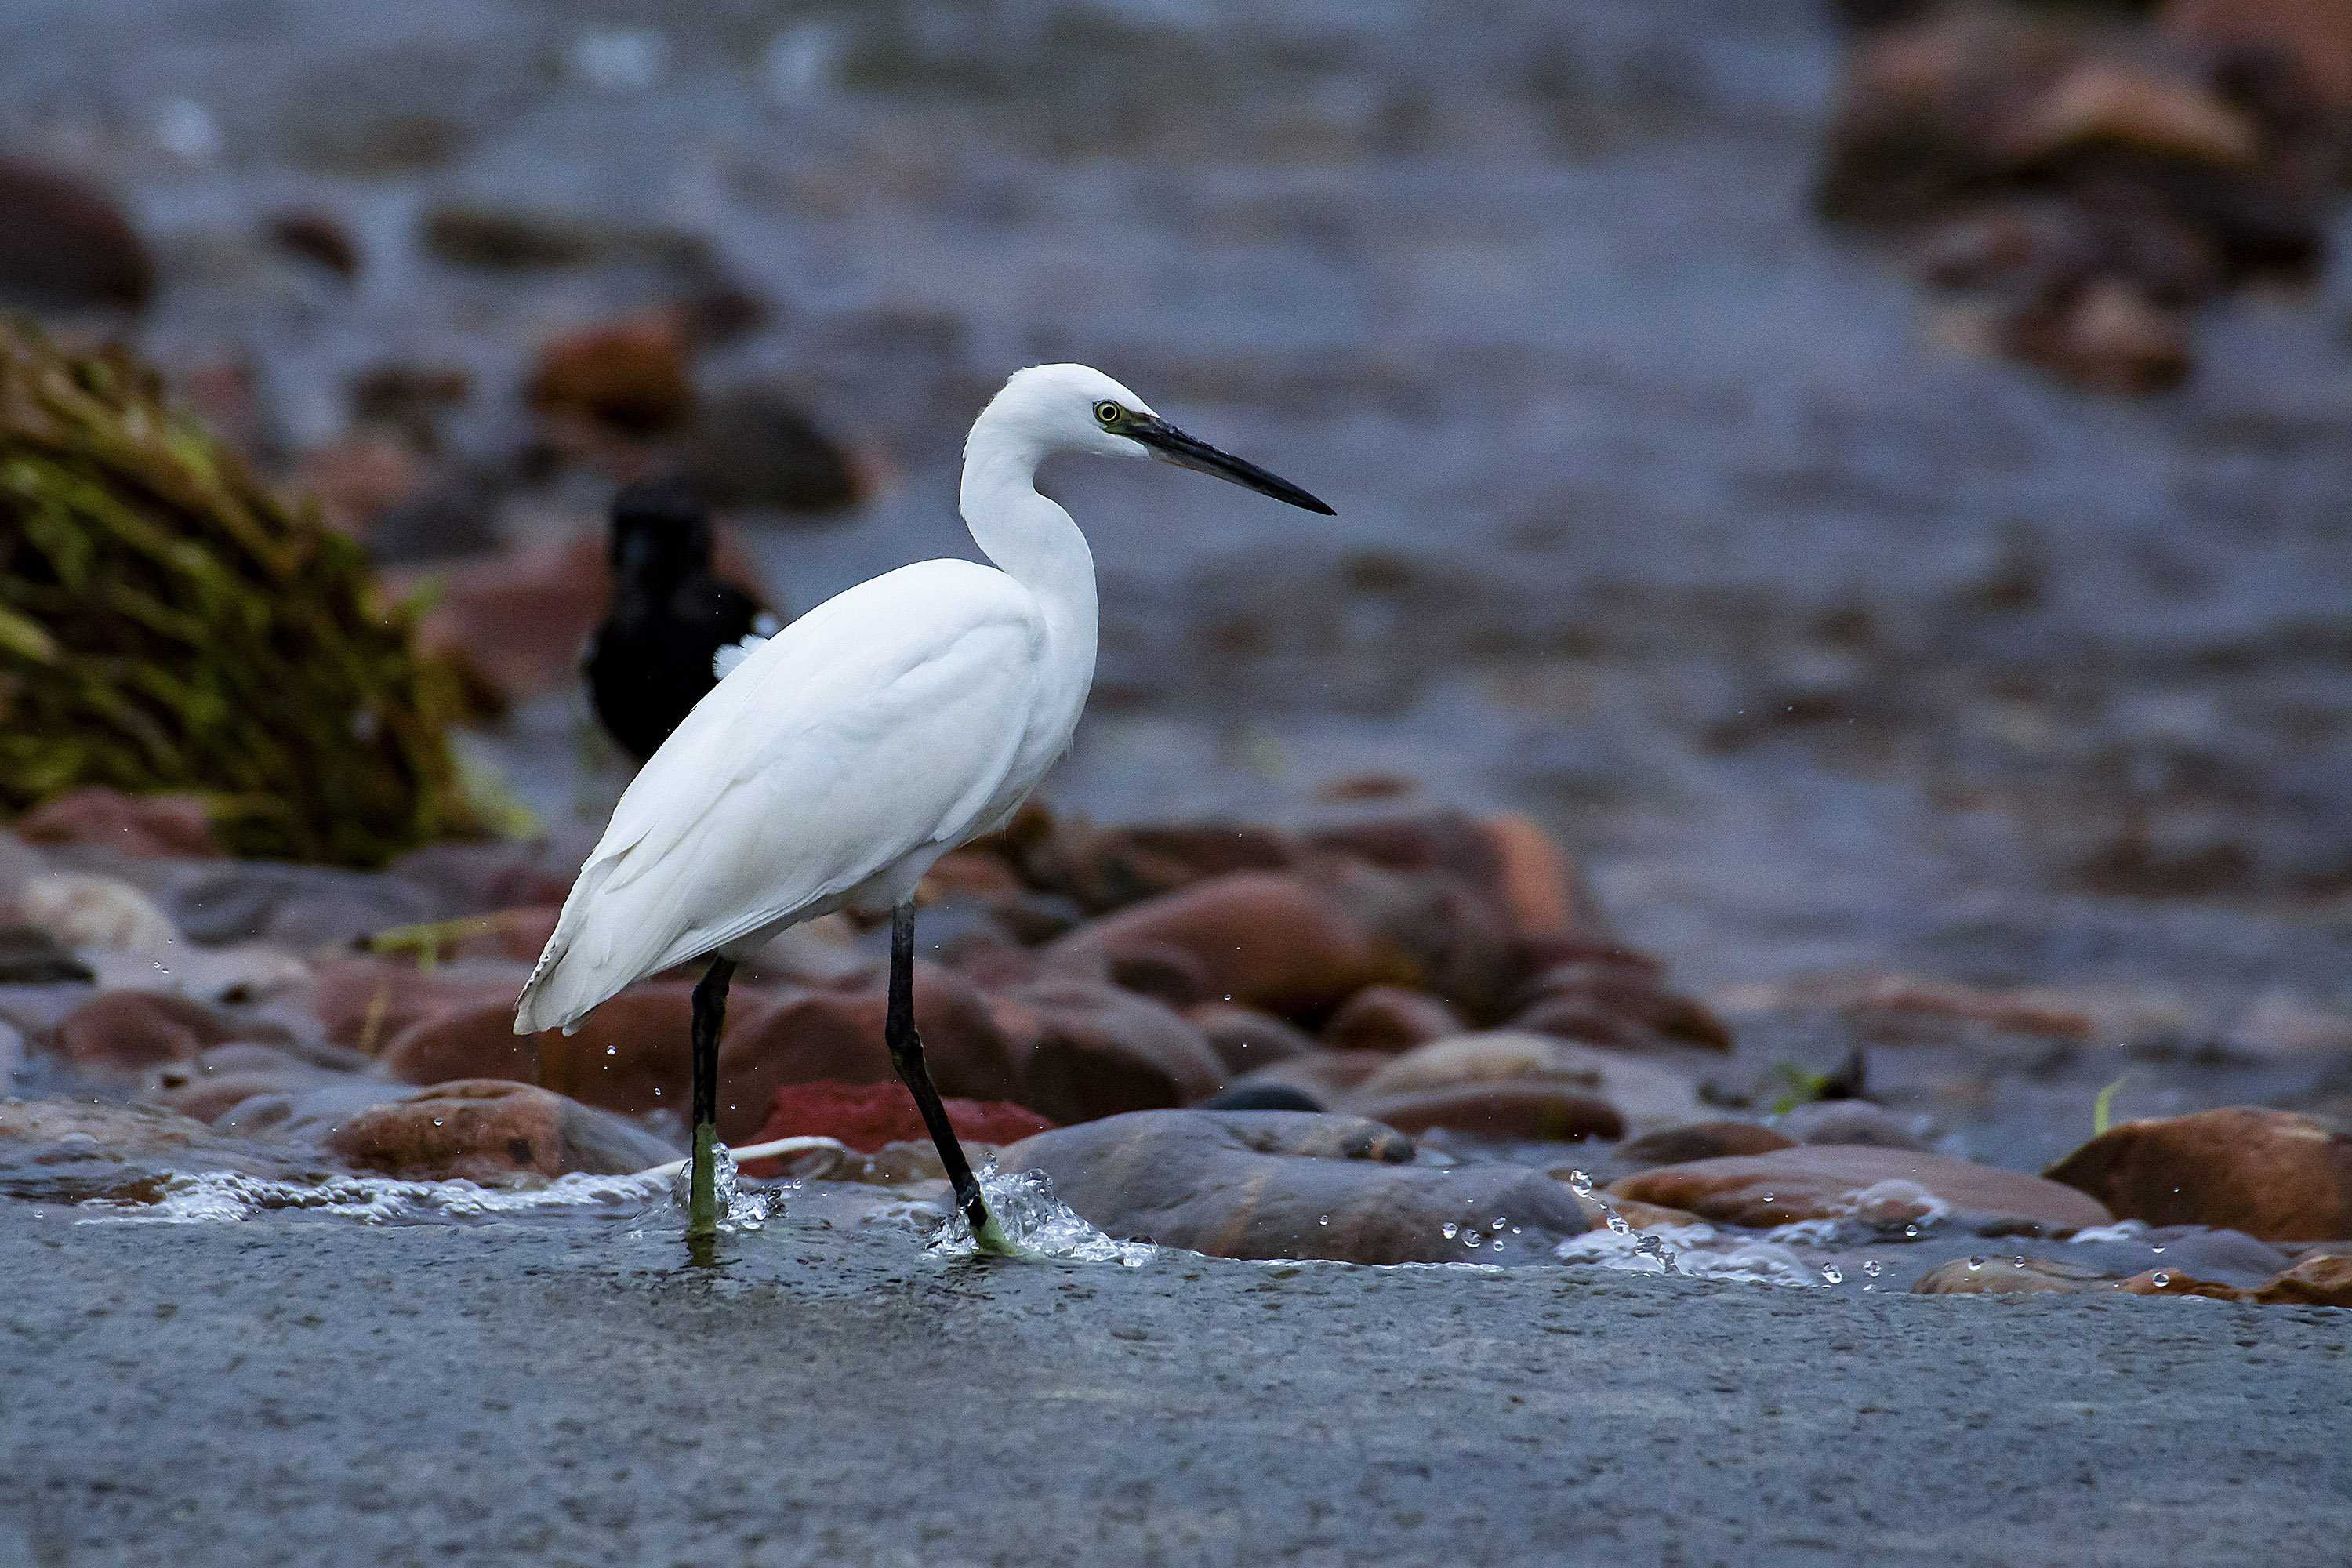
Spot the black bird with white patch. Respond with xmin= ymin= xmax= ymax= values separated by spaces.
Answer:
xmin=583 ymin=477 xmax=775 ymax=764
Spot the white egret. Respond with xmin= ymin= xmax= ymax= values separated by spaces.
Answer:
xmin=514 ymin=364 xmax=1333 ymax=1242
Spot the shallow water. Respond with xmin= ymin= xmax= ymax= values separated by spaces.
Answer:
xmin=3 ymin=0 xmax=2349 ymax=1220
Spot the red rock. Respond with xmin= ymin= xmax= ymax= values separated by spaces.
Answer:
xmin=524 ymin=313 xmax=695 ymax=436
xmin=303 ymin=956 xmax=532 ymax=1055
xmin=1010 ymin=811 xmax=1298 ymax=914
xmin=1320 ymin=984 xmax=1465 ymax=1056
xmin=1357 ymin=1033 xmax=1703 ymax=1138
xmin=1185 ymin=1003 xmax=1320 ymax=1074
xmin=382 ymin=980 xmax=697 ymax=1115
xmin=2249 ymin=1252 xmax=2352 ymax=1306
xmin=2044 ymin=1107 xmax=2352 ymax=1242
xmin=717 ymin=963 xmax=1017 ymax=1140
xmin=293 ymin=434 xmax=428 ymax=539
xmin=1911 ymin=1256 xmax=2119 ymax=1294
xmin=1475 ymin=811 xmax=1614 ymax=938
xmin=394 ymin=527 xmax=768 ymax=702
xmin=1348 ymin=1083 xmax=1623 ymax=1142
xmin=1049 ymin=871 xmax=1413 ymax=1022
xmin=1002 ymin=978 xmax=1228 ymax=1125
xmin=1612 ymin=1145 xmax=2113 ymax=1232
xmin=1614 ymin=1120 xmax=1800 ymax=1168
xmin=14 ymin=787 xmax=223 ymax=858
xmin=326 ymin=1079 xmax=675 ymax=1181
xmin=266 ymin=210 xmax=361 ymax=277
xmin=2002 ymin=59 xmax=2259 ymax=168
xmin=2005 ymin=278 xmax=2194 ymax=395
xmin=2161 ymin=0 xmax=2352 ymax=115
xmin=1506 ymin=945 xmax=1733 ymax=1053
xmin=0 ymin=158 xmax=154 ymax=309
xmin=2114 ymin=1268 xmax=2251 ymax=1301
xmin=52 ymin=991 xmax=245 ymax=1080
xmin=743 ymin=1079 xmax=1053 ymax=1162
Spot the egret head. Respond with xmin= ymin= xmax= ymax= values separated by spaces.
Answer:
xmin=980 ymin=363 xmax=1334 ymax=514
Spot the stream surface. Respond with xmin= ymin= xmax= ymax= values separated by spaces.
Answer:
xmin=4 ymin=1202 xmax=2348 ymax=1568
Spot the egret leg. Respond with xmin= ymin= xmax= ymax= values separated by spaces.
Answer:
xmin=687 ymin=955 xmax=736 ymax=1238
xmin=886 ymin=901 xmax=1012 ymax=1254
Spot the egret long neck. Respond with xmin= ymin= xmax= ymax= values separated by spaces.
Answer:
xmin=958 ymin=432 xmax=1098 ymax=641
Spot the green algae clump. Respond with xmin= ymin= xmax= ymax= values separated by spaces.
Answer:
xmin=0 ymin=319 xmax=473 ymax=865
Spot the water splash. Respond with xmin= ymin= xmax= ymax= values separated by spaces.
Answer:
xmin=75 ymin=1167 xmax=673 ymax=1225
xmin=650 ymin=1143 xmax=782 ymax=1234
xmin=1565 ymin=1169 xmax=1679 ymax=1276
xmin=1554 ymin=1225 xmax=1824 ymax=1287
xmin=925 ymin=1164 xmax=1152 ymax=1266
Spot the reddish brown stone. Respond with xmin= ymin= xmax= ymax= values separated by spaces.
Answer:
xmin=717 ymin=963 xmax=1016 ymax=1140
xmin=1227 ymin=1049 xmax=1396 ymax=1106
xmin=1051 ymin=871 xmax=1414 ymax=1023
xmin=2044 ymin=1107 xmax=2352 ymax=1242
xmin=2249 ymin=1252 xmax=2352 ymax=1306
xmin=303 ymin=956 xmax=533 ymax=1055
xmin=1320 ymin=984 xmax=1465 ymax=1056
xmin=1613 ymin=1145 xmax=2112 ymax=1232
xmin=1475 ymin=811 xmax=1613 ymax=939
xmin=15 ymin=787 xmax=223 ymax=858
xmin=1613 ymin=1120 xmax=1800 ymax=1169
xmin=1349 ymin=1082 xmax=1622 ymax=1142
xmin=1002 ymin=978 xmax=1227 ymax=1125
xmin=524 ymin=313 xmax=695 ymax=436
xmin=742 ymin=1079 xmax=1053 ymax=1162
xmin=326 ymin=1080 xmax=673 ymax=1181
xmin=1185 ymin=1003 xmax=1320 ymax=1074
xmin=52 ymin=991 xmax=245 ymax=1080
xmin=0 ymin=158 xmax=154 ymax=308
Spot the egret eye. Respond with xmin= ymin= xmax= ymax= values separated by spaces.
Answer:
xmin=1094 ymin=401 xmax=1121 ymax=425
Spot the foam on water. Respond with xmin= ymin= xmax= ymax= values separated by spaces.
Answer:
xmin=1554 ymin=1224 xmax=1828 ymax=1287
xmin=74 ymin=1167 xmax=674 ymax=1225
xmin=925 ymin=1164 xmax=1154 ymax=1267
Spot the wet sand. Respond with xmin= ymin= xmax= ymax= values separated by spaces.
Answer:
xmin=4 ymin=1205 xmax=2345 ymax=1566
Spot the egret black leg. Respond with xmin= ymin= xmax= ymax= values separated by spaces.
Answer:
xmin=687 ymin=955 xmax=736 ymax=1237
xmin=886 ymin=901 xmax=1011 ymax=1252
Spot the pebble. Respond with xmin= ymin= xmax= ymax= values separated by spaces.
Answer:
xmin=2044 ymin=1105 xmax=2352 ymax=1243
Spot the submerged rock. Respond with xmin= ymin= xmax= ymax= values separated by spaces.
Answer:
xmin=326 ymin=1079 xmax=673 ymax=1181
xmin=1613 ymin=1145 xmax=2112 ymax=1234
xmin=2045 ymin=1106 xmax=2352 ymax=1242
xmin=1320 ymin=984 xmax=1465 ymax=1055
xmin=1911 ymin=1255 xmax=2119 ymax=1294
xmin=1001 ymin=1109 xmax=1592 ymax=1265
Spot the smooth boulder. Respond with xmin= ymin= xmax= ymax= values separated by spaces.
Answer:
xmin=1613 ymin=1145 xmax=2112 ymax=1234
xmin=1001 ymin=1109 xmax=1594 ymax=1265
xmin=2045 ymin=1107 xmax=2352 ymax=1242
xmin=1351 ymin=1033 xmax=1704 ymax=1138
xmin=326 ymin=1080 xmax=674 ymax=1181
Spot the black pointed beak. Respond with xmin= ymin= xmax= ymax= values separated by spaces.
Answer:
xmin=1125 ymin=415 xmax=1335 ymax=515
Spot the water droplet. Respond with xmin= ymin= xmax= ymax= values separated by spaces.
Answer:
xmin=2151 ymin=1245 xmax=2165 ymax=1254
xmin=1509 ymin=1225 xmax=1522 ymax=1235
xmin=1440 ymin=1222 xmax=1457 ymax=1239
xmin=1317 ymin=1213 xmax=1330 ymax=1226
xmin=1566 ymin=1171 xmax=1594 ymax=1197
xmin=1966 ymin=1258 xmax=1983 ymax=1272
xmin=1820 ymin=1264 xmax=1843 ymax=1284
xmin=1492 ymin=1216 xmax=1508 ymax=1229
xmin=2151 ymin=1272 xmax=2169 ymax=1287
xmin=1902 ymin=1223 xmax=1920 ymax=1238
xmin=1462 ymin=1230 xmax=1483 ymax=1248
xmin=606 ymin=1044 xmax=618 ymax=1056
xmin=431 ymin=1117 xmax=443 ymax=1127
xmin=1862 ymin=1259 xmax=1883 ymax=1277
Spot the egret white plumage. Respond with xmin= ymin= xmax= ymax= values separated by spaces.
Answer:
xmin=514 ymin=364 xmax=1333 ymax=1243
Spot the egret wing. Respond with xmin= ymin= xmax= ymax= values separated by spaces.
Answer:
xmin=517 ymin=562 xmax=1042 ymax=1031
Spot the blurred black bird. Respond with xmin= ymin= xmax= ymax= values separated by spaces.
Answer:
xmin=583 ymin=477 xmax=777 ymax=763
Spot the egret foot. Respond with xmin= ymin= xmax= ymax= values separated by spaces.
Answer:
xmin=686 ymin=955 xmax=737 ymax=1239
xmin=886 ymin=900 xmax=1013 ymax=1254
